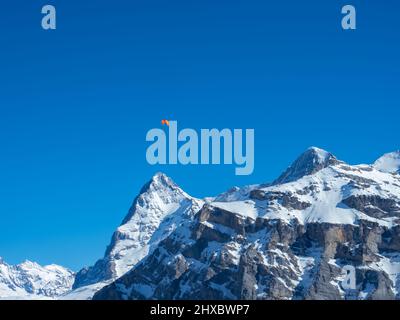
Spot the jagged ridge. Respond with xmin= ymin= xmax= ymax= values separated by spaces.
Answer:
xmin=0 ymin=259 xmax=74 ymax=300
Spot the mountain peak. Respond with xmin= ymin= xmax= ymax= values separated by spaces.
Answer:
xmin=273 ymin=146 xmax=339 ymax=185
xmin=150 ymin=172 xmax=176 ymax=188
xmin=72 ymin=172 xmax=202 ymax=292
xmin=120 ymin=172 xmax=186 ymax=226
xmin=306 ymin=146 xmax=332 ymax=160
xmin=135 ymin=172 xmax=186 ymax=199
xmin=373 ymin=151 xmax=400 ymax=174
xmin=18 ymin=260 xmax=39 ymax=268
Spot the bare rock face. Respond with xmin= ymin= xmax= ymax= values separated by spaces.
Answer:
xmin=381 ymin=225 xmax=400 ymax=251
xmin=304 ymin=261 xmax=342 ymax=300
xmin=357 ymin=269 xmax=395 ymax=300
xmin=250 ymin=190 xmax=311 ymax=211
xmin=93 ymin=203 xmax=400 ymax=300
xmin=342 ymin=195 xmax=400 ymax=218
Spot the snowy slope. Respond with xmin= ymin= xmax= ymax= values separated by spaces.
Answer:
xmin=69 ymin=173 xmax=203 ymax=298
xmin=0 ymin=258 xmax=74 ymax=300
xmin=59 ymin=281 xmax=110 ymax=300
xmin=374 ymin=151 xmax=400 ymax=174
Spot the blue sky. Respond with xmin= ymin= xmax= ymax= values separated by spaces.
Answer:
xmin=0 ymin=0 xmax=399 ymax=270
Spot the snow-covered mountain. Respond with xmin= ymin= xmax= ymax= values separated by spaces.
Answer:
xmin=93 ymin=147 xmax=400 ymax=300
xmin=0 ymin=258 xmax=74 ymax=300
xmin=67 ymin=173 xmax=203 ymax=299
xmin=3 ymin=147 xmax=400 ymax=300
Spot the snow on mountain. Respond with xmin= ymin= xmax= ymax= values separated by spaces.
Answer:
xmin=273 ymin=147 xmax=341 ymax=185
xmin=5 ymin=147 xmax=399 ymax=300
xmin=374 ymin=151 xmax=400 ymax=174
xmin=93 ymin=148 xmax=400 ymax=300
xmin=212 ymin=148 xmax=400 ymax=227
xmin=69 ymin=172 xmax=203 ymax=299
xmin=230 ymin=164 xmax=399 ymax=227
xmin=0 ymin=258 xmax=74 ymax=300
xmin=59 ymin=281 xmax=110 ymax=300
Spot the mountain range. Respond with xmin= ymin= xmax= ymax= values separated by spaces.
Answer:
xmin=0 ymin=258 xmax=74 ymax=299
xmin=1 ymin=147 xmax=400 ymax=300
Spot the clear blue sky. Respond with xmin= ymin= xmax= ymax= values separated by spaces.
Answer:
xmin=0 ymin=0 xmax=399 ymax=271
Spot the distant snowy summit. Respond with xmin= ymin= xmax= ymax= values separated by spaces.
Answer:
xmin=0 ymin=258 xmax=74 ymax=300
xmin=374 ymin=151 xmax=400 ymax=174
xmin=2 ymin=147 xmax=400 ymax=300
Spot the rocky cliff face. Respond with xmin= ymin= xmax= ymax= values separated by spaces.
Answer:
xmin=93 ymin=148 xmax=400 ymax=300
xmin=0 ymin=259 xmax=74 ymax=299
xmin=70 ymin=173 xmax=203 ymax=298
